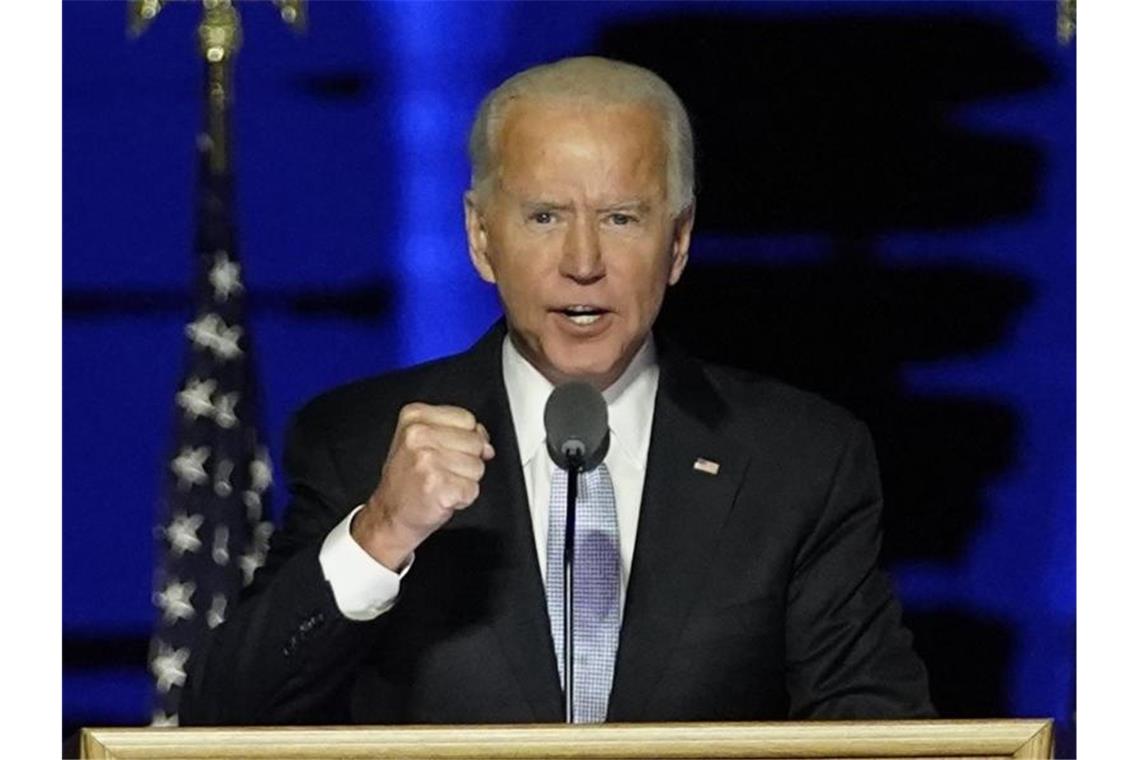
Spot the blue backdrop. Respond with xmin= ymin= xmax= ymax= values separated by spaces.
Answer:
xmin=63 ymin=0 xmax=1075 ymax=751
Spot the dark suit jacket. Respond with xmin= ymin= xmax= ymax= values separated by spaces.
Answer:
xmin=181 ymin=322 xmax=934 ymax=725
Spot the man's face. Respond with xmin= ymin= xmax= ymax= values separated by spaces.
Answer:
xmin=465 ymin=97 xmax=694 ymax=390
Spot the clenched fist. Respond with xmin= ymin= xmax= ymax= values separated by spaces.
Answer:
xmin=351 ymin=403 xmax=495 ymax=571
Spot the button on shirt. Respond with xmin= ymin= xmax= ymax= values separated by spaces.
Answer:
xmin=318 ymin=335 xmax=660 ymax=620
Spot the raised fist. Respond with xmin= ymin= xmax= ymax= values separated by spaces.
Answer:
xmin=351 ymin=403 xmax=494 ymax=570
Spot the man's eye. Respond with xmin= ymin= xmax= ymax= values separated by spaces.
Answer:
xmin=531 ymin=211 xmax=555 ymax=224
xmin=609 ymin=213 xmax=636 ymax=226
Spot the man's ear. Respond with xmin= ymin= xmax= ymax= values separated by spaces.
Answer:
xmin=464 ymin=191 xmax=497 ymax=284
xmin=667 ymin=202 xmax=695 ymax=286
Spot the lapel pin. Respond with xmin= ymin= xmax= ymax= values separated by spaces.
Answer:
xmin=693 ymin=457 xmax=720 ymax=476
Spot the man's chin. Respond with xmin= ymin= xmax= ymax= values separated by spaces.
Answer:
xmin=509 ymin=326 xmax=634 ymax=389
xmin=544 ymin=351 xmax=628 ymax=390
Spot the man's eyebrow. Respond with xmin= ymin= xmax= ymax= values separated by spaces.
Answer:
xmin=521 ymin=200 xmax=574 ymax=212
xmin=598 ymin=201 xmax=652 ymax=214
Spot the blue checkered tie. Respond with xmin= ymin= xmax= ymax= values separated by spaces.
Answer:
xmin=545 ymin=462 xmax=621 ymax=723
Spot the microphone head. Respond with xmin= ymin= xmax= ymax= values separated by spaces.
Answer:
xmin=544 ymin=381 xmax=610 ymax=471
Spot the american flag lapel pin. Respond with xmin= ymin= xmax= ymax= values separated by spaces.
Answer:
xmin=693 ymin=457 xmax=720 ymax=476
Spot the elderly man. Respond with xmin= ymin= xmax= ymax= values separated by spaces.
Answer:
xmin=181 ymin=56 xmax=933 ymax=725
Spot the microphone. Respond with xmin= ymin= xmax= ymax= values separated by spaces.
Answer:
xmin=543 ymin=381 xmax=609 ymax=723
xmin=544 ymin=381 xmax=610 ymax=471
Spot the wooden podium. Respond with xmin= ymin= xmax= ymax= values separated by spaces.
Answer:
xmin=81 ymin=719 xmax=1054 ymax=759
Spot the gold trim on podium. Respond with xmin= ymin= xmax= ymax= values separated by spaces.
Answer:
xmin=81 ymin=719 xmax=1054 ymax=759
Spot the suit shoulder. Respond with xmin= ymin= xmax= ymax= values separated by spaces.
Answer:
xmin=699 ymin=361 xmax=863 ymax=443
xmin=291 ymin=350 xmax=474 ymax=441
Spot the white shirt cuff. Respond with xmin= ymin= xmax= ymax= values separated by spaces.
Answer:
xmin=318 ymin=505 xmax=413 ymax=621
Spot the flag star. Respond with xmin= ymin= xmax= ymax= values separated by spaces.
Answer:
xmin=212 ymin=391 xmax=239 ymax=428
xmin=243 ymin=491 xmax=262 ymax=522
xmin=185 ymin=313 xmax=244 ymax=360
xmin=250 ymin=447 xmax=273 ymax=493
xmin=150 ymin=710 xmax=179 ymax=727
xmin=239 ymin=551 xmax=264 ymax=587
xmin=207 ymin=593 xmax=228 ymax=629
xmin=171 ymin=446 xmax=210 ymax=490
xmin=185 ymin=313 xmax=223 ymax=351
xmin=164 ymin=512 xmax=204 ymax=556
xmin=212 ymin=322 xmax=244 ymax=359
xmin=154 ymin=579 xmax=197 ymax=623
xmin=212 ymin=525 xmax=230 ymax=565
xmin=176 ymin=377 xmax=216 ymax=420
xmin=253 ymin=520 xmax=274 ymax=553
xmin=208 ymin=250 xmax=244 ymax=302
xmin=150 ymin=641 xmax=191 ymax=693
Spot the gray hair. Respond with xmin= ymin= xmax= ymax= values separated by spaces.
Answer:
xmin=467 ymin=56 xmax=695 ymax=216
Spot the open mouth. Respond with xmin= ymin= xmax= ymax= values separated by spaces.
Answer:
xmin=555 ymin=305 xmax=610 ymax=326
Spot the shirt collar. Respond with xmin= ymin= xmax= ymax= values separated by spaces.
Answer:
xmin=501 ymin=333 xmax=659 ymax=470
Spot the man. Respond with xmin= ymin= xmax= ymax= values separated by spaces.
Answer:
xmin=181 ymin=56 xmax=933 ymax=725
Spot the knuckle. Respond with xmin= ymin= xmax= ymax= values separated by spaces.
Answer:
xmin=439 ymin=405 xmax=476 ymax=430
xmin=399 ymin=402 xmax=425 ymax=423
xmin=411 ymin=447 xmax=434 ymax=471
xmin=404 ymin=423 xmax=429 ymax=448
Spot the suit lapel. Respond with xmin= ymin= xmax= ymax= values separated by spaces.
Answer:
xmin=443 ymin=326 xmax=750 ymax=722
xmin=607 ymin=342 xmax=751 ymax=721
xmin=448 ymin=323 xmax=564 ymax=721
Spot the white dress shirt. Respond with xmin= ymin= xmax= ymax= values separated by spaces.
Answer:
xmin=319 ymin=334 xmax=660 ymax=621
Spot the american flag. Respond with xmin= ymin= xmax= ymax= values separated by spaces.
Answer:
xmin=147 ymin=125 xmax=274 ymax=726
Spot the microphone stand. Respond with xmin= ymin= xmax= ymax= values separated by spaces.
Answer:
xmin=562 ymin=456 xmax=581 ymax=724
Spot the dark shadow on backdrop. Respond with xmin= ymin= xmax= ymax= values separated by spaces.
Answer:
xmin=596 ymin=10 xmax=1051 ymax=719
xmin=62 ymin=280 xmax=394 ymax=322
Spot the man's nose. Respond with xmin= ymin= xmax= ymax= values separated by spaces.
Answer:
xmin=559 ymin=217 xmax=605 ymax=284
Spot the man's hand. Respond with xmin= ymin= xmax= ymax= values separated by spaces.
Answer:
xmin=351 ymin=403 xmax=495 ymax=571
